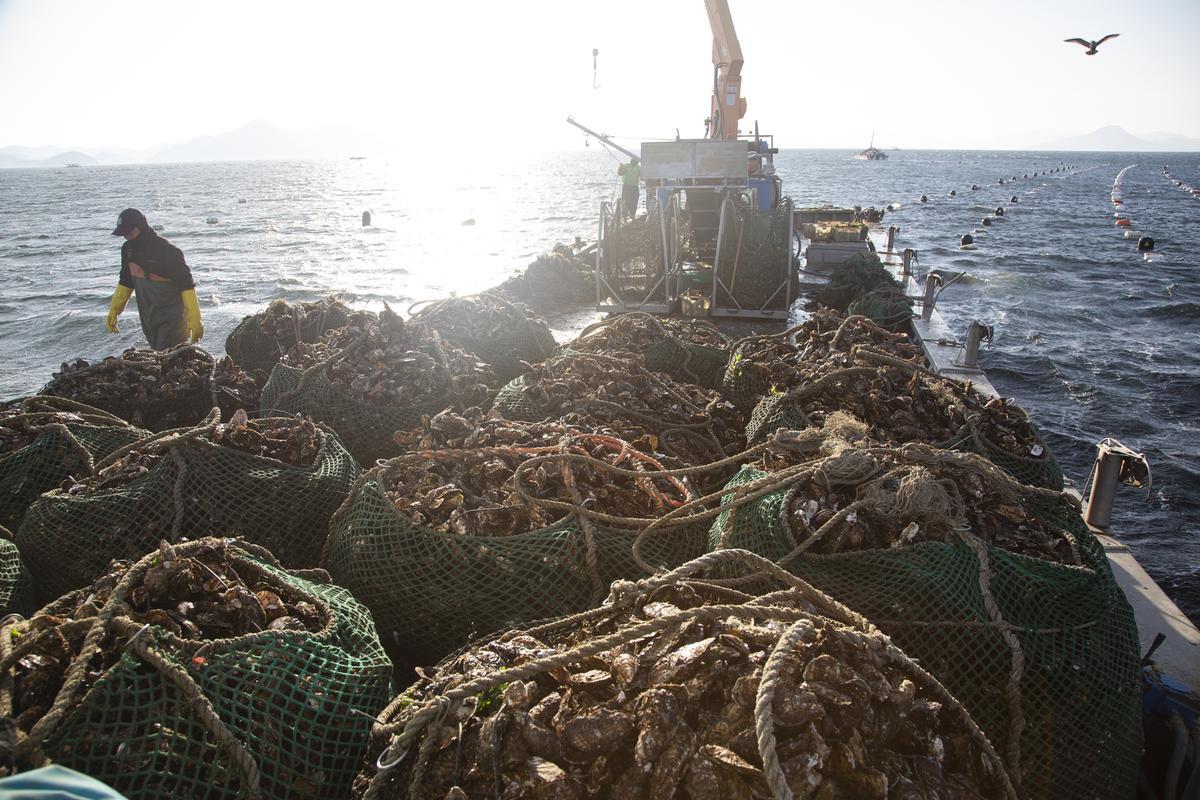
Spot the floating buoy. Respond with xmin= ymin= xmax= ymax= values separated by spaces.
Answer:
xmin=920 ymin=195 xmax=928 ymax=203
xmin=886 ymin=204 xmax=895 ymax=212
xmin=1023 ymin=174 xmax=1028 ymax=179
xmin=982 ymin=217 xmax=993 ymax=227
xmin=1137 ymin=236 xmax=1154 ymax=252
xmin=237 ymin=198 xmax=246 ymax=204
xmin=1010 ymin=196 xmax=1018 ymax=203
xmin=971 ymin=184 xmax=979 ymax=190
xmin=362 ymin=210 xmax=372 ymax=227
xmin=999 ymin=179 xmax=1006 ymax=185
xmin=1116 ymin=218 xmax=1132 ymax=228
xmin=1113 ymin=198 xmax=1122 ymax=205
xmin=205 ymin=217 xmax=218 ymax=225
xmin=949 ymin=190 xmax=957 ymax=197
xmin=995 ymin=207 xmax=1005 ymax=216
xmin=961 ymin=233 xmax=974 ymax=246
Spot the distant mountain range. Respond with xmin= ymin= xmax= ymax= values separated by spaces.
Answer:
xmin=1038 ymin=126 xmax=1200 ymax=152
xmin=2 ymin=121 xmax=1198 ymax=167
xmin=0 ymin=120 xmax=393 ymax=167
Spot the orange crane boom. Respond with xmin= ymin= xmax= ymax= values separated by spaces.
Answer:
xmin=704 ymin=0 xmax=746 ymax=140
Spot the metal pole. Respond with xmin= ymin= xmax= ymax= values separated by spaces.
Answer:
xmin=566 ymin=116 xmax=639 ymax=161
xmin=902 ymin=248 xmax=914 ymax=277
xmin=921 ymin=273 xmax=940 ymax=321
xmin=1086 ymin=444 xmax=1125 ymax=530
xmin=963 ymin=321 xmax=990 ymax=368
xmin=886 ymin=225 xmax=897 ymax=253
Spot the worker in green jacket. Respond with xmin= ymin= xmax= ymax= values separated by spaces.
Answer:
xmin=617 ymin=157 xmax=640 ymax=220
xmin=105 ymin=208 xmax=204 ymax=349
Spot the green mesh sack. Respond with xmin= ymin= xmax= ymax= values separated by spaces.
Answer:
xmin=642 ymin=339 xmax=730 ymax=390
xmin=744 ymin=390 xmax=812 ymax=445
xmin=0 ymin=539 xmax=393 ymax=800
xmin=0 ymin=399 xmax=151 ymax=531
xmin=0 ymin=535 xmax=34 ymax=617
xmin=966 ymin=416 xmax=1065 ymax=491
xmin=814 ymin=253 xmax=897 ymax=311
xmin=408 ymin=295 xmax=559 ymax=384
xmin=846 ymin=284 xmax=914 ymax=332
xmin=258 ymin=364 xmax=444 ymax=465
xmin=490 ymin=375 xmax=550 ymax=423
xmin=16 ymin=418 xmax=360 ymax=603
xmin=720 ymin=349 xmax=779 ymax=413
xmin=323 ymin=464 xmax=706 ymax=668
xmin=225 ymin=303 xmax=351 ymax=377
xmin=708 ymin=467 xmax=1141 ymax=800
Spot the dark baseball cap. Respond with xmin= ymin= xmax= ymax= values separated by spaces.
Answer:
xmin=111 ymin=208 xmax=148 ymax=236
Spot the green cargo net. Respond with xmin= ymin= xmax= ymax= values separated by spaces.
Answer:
xmin=407 ymin=293 xmax=558 ymax=385
xmin=225 ymin=298 xmax=351 ymax=378
xmin=0 ymin=397 xmax=150 ymax=531
xmin=0 ymin=538 xmax=393 ymax=800
xmin=684 ymin=445 xmax=1140 ymax=800
xmin=323 ymin=447 xmax=707 ymax=670
xmin=17 ymin=413 xmax=360 ymax=604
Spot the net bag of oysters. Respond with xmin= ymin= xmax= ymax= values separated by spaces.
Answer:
xmin=260 ymin=308 xmax=498 ymax=464
xmin=225 ymin=296 xmax=351 ymax=377
xmin=407 ymin=293 xmax=559 ymax=384
xmin=490 ymin=353 xmax=745 ymax=481
xmin=690 ymin=418 xmax=1140 ymax=799
xmin=563 ymin=313 xmax=731 ymax=390
xmin=351 ymin=548 xmax=1017 ymax=800
xmin=723 ymin=309 xmax=924 ymax=421
xmin=0 ymin=534 xmax=34 ymax=617
xmin=16 ymin=409 xmax=360 ymax=603
xmin=41 ymin=345 xmax=219 ymax=432
xmin=745 ymin=345 xmax=1065 ymax=490
xmin=0 ymin=538 xmax=393 ymax=800
xmin=323 ymin=432 xmax=707 ymax=669
xmin=0 ymin=396 xmax=150 ymax=531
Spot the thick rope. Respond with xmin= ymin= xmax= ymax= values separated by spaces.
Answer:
xmin=128 ymin=634 xmax=264 ymax=798
xmin=755 ymin=618 xmax=813 ymax=800
xmin=957 ymin=529 xmax=1027 ymax=789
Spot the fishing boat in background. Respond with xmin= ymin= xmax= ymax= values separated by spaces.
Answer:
xmin=855 ymin=132 xmax=888 ymax=160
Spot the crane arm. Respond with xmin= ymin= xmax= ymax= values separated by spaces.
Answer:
xmin=704 ymin=0 xmax=746 ymax=140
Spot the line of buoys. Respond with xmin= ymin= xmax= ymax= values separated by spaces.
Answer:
xmin=946 ymin=165 xmax=1085 ymax=250
xmin=1163 ymin=168 xmax=1200 ymax=199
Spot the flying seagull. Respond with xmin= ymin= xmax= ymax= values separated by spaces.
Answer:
xmin=1065 ymin=34 xmax=1119 ymax=55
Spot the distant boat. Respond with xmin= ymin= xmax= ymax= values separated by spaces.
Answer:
xmin=349 ymin=156 xmax=367 ymax=161
xmin=855 ymin=133 xmax=888 ymax=161
xmin=65 ymin=163 xmax=81 ymax=168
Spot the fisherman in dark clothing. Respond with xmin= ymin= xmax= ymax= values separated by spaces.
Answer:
xmin=105 ymin=208 xmax=204 ymax=349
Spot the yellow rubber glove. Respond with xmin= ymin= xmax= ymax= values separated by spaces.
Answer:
xmin=106 ymin=285 xmax=133 ymax=333
xmin=181 ymin=288 xmax=205 ymax=343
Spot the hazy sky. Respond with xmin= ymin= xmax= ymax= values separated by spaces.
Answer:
xmin=1 ymin=0 xmax=1197 ymax=152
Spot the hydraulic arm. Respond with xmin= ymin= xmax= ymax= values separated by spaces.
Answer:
xmin=704 ymin=0 xmax=746 ymax=140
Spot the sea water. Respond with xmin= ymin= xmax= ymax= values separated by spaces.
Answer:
xmin=1 ymin=148 xmax=1197 ymax=622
